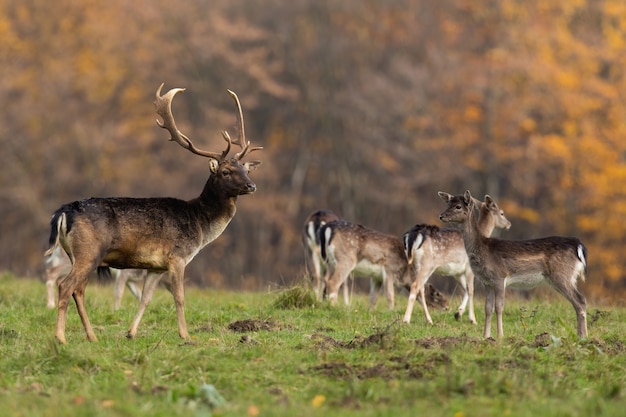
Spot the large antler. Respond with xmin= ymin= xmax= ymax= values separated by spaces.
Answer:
xmin=155 ymin=83 xmax=262 ymax=161
xmin=223 ymin=89 xmax=263 ymax=161
xmin=155 ymin=83 xmax=229 ymax=160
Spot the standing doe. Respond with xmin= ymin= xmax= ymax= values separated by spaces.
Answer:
xmin=439 ymin=190 xmax=588 ymax=339
xmin=402 ymin=193 xmax=511 ymax=325
xmin=319 ymin=220 xmax=411 ymax=310
xmin=45 ymin=84 xmax=261 ymax=343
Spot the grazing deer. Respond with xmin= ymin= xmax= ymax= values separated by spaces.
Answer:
xmin=302 ymin=209 xmax=349 ymax=302
xmin=319 ymin=220 xmax=412 ymax=310
xmin=422 ymin=283 xmax=451 ymax=312
xmin=44 ymin=245 xmax=144 ymax=310
xmin=439 ymin=190 xmax=588 ymax=339
xmin=402 ymin=194 xmax=511 ymax=325
xmin=45 ymin=84 xmax=261 ymax=344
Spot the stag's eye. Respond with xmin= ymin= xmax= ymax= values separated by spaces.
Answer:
xmin=456 ymin=205 xmax=462 ymax=210
xmin=222 ymin=169 xmax=231 ymax=177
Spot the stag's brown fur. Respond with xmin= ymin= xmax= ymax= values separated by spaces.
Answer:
xmin=439 ymin=190 xmax=587 ymax=339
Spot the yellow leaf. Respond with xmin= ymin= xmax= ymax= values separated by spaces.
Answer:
xmin=311 ymin=394 xmax=326 ymax=408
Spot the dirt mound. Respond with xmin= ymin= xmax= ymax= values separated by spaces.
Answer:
xmin=228 ymin=319 xmax=276 ymax=333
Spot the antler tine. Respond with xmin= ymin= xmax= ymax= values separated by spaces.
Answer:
xmin=226 ymin=89 xmax=263 ymax=160
xmin=154 ymin=83 xmax=224 ymax=160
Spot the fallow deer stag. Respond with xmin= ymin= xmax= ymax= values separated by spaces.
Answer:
xmin=45 ymin=84 xmax=261 ymax=344
xmin=402 ymin=193 xmax=511 ymax=325
xmin=302 ymin=209 xmax=348 ymax=302
xmin=319 ymin=220 xmax=412 ymax=310
xmin=439 ymin=190 xmax=588 ymax=339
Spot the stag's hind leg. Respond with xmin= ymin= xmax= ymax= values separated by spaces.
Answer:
xmin=55 ymin=260 xmax=99 ymax=344
xmin=73 ymin=277 xmax=98 ymax=342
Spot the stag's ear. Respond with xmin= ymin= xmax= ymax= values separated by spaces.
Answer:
xmin=209 ymin=158 xmax=219 ymax=174
xmin=438 ymin=191 xmax=453 ymax=203
xmin=244 ymin=160 xmax=262 ymax=172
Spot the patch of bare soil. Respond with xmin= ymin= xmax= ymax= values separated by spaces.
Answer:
xmin=311 ymin=362 xmax=396 ymax=380
xmin=227 ymin=319 xmax=276 ymax=333
xmin=311 ymin=331 xmax=389 ymax=350
xmin=414 ymin=335 xmax=483 ymax=349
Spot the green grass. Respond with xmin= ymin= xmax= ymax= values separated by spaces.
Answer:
xmin=0 ymin=271 xmax=624 ymax=417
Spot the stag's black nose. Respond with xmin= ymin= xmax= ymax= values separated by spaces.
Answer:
xmin=246 ymin=183 xmax=257 ymax=193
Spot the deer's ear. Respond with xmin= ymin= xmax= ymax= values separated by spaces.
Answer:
xmin=244 ymin=160 xmax=262 ymax=172
xmin=463 ymin=190 xmax=472 ymax=204
xmin=484 ymin=194 xmax=494 ymax=207
xmin=438 ymin=191 xmax=453 ymax=203
xmin=209 ymin=158 xmax=219 ymax=174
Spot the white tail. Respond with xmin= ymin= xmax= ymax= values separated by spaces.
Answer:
xmin=45 ymin=84 xmax=261 ymax=344
xmin=402 ymin=194 xmax=511 ymax=325
xmin=439 ymin=190 xmax=588 ymax=339
xmin=302 ymin=209 xmax=348 ymax=302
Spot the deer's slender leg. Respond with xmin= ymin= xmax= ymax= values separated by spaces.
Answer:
xmin=494 ymin=282 xmax=506 ymax=339
xmin=455 ymin=273 xmax=469 ymax=321
xmin=404 ymin=265 xmax=434 ymax=324
xmin=326 ymin=262 xmax=352 ymax=305
xmin=73 ymin=278 xmax=97 ymax=342
xmin=550 ymin=273 xmax=588 ymax=338
xmin=127 ymin=272 xmax=164 ymax=339
xmin=483 ymin=286 xmax=495 ymax=339
xmin=169 ymin=259 xmax=189 ymax=340
xmin=55 ymin=258 xmax=97 ymax=344
xmin=466 ymin=271 xmax=477 ymax=324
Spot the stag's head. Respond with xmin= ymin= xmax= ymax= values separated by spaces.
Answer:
xmin=154 ymin=83 xmax=262 ymax=197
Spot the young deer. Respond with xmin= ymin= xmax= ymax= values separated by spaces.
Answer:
xmin=45 ymin=84 xmax=261 ymax=344
xmin=402 ymin=194 xmax=511 ymax=325
xmin=439 ymin=190 xmax=588 ymax=339
xmin=302 ymin=209 xmax=349 ymax=302
xmin=44 ymin=245 xmax=145 ymax=310
xmin=319 ymin=220 xmax=412 ymax=310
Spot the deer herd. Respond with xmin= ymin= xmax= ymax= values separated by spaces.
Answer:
xmin=43 ymin=84 xmax=589 ymax=344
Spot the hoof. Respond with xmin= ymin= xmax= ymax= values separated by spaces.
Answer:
xmin=454 ymin=312 xmax=461 ymax=321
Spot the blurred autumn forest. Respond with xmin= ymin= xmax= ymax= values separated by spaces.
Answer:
xmin=1 ymin=0 xmax=625 ymax=303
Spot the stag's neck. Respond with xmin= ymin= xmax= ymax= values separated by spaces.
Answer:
xmin=192 ymin=177 xmax=238 ymax=230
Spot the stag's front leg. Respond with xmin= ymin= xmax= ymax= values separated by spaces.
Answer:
xmin=127 ymin=272 xmax=164 ymax=339
xmin=169 ymin=261 xmax=190 ymax=340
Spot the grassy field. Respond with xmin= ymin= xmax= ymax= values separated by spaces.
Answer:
xmin=0 ymin=272 xmax=624 ymax=417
